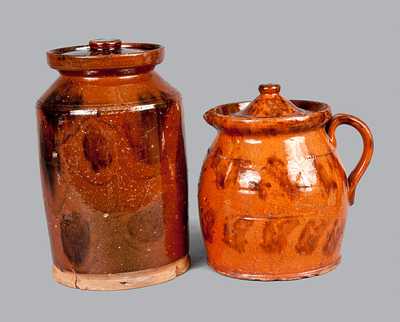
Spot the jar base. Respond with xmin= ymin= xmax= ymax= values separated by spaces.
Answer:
xmin=210 ymin=257 xmax=341 ymax=281
xmin=52 ymin=255 xmax=190 ymax=291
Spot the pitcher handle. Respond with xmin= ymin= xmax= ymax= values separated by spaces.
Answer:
xmin=326 ymin=113 xmax=374 ymax=205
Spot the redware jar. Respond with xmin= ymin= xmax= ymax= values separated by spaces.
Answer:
xmin=37 ymin=39 xmax=189 ymax=290
xmin=199 ymin=84 xmax=373 ymax=280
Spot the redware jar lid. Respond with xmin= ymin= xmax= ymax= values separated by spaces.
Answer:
xmin=47 ymin=38 xmax=164 ymax=71
xmin=204 ymin=83 xmax=332 ymax=134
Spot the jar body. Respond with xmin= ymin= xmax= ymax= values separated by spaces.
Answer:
xmin=37 ymin=70 xmax=189 ymax=289
xmin=198 ymin=127 xmax=348 ymax=280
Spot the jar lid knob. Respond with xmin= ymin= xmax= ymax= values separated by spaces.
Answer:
xmin=259 ymin=83 xmax=281 ymax=95
xmin=89 ymin=38 xmax=122 ymax=53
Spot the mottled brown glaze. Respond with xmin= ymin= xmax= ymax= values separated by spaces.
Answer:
xmin=199 ymin=84 xmax=373 ymax=281
xmin=37 ymin=39 xmax=189 ymax=290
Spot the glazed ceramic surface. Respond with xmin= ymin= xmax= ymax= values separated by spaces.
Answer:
xmin=37 ymin=39 xmax=189 ymax=290
xmin=199 ymin=84 xmax=373 ymax=280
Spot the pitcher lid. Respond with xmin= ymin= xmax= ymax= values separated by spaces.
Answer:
xmin=236 ymin=84 xmax=307 ymax=118
xmin=47 ymin=38 xmax=164 ymax=71
xmin=204 ymin=83 xmax=332 ymax=134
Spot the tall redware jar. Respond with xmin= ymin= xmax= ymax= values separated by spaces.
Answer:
xmin=199 ymin=84 xmax=373 ymax=281
xmin=37 ymin=39 xmax=189 ymax=290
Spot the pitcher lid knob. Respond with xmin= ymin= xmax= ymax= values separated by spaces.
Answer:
xmin=259 ymin=84 xmax=281 ymax=95
xmin=237 ymin=83 xmax=305 ymax=118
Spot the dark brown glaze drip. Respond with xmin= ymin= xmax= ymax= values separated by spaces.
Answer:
xmin=295 ymin=219 xmax=328 ymax=255
xmin=39 ymin=82 xmax=83 ymax=194
xmin=258 ymin=181 xmax=272 ymax=200
xmin=83 ymin=127 xmax=113 ymax=172
xmin=264 ymin=156 xmax=297 ymax=199
xmin=123 ymin=109 xmax=160 ymax=167
xmin=211 ymin=150 xmax=229 ymax=189
xmin=223 ymin=218 xmax=253 ymax=253
xmin=211 ymin=151 xmax=252 ymax=190
xmin=38 ymin=116 xmax=59 ymax=194
xmin=200 ymin=208 xmax=215 ymax=243
xmin=323 ymin=219 xmax=345 ymax=256
xmin=315 ymin=158 xmax=338 ymax=196
xmin=137 ymin=91 xmax=158 ymax=105
xmin=60 ymin=213 xmax=90 ymax=265
xmin=40 ymin=81 xmax=83 ymax=113
xmin=261 ymin=218 xmax=299 ymax=254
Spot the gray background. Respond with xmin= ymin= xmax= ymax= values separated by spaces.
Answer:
xmin=0 ymin=0 xmax=398 ymax=321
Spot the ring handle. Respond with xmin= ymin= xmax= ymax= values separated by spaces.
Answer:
xmin=326 ymin=113 xmax=374 ymax=205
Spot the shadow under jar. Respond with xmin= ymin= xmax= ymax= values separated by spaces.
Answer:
xmin=37 ymin=39 xmax=189 ymax=290
xmin=198 ymin=84 xmax=373 ymax=281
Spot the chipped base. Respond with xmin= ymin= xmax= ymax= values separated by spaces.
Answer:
xmin=53 ymin=255 xmax=190 ymax=291
xmin=211 ymin=258 xmax=341 ymax=281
